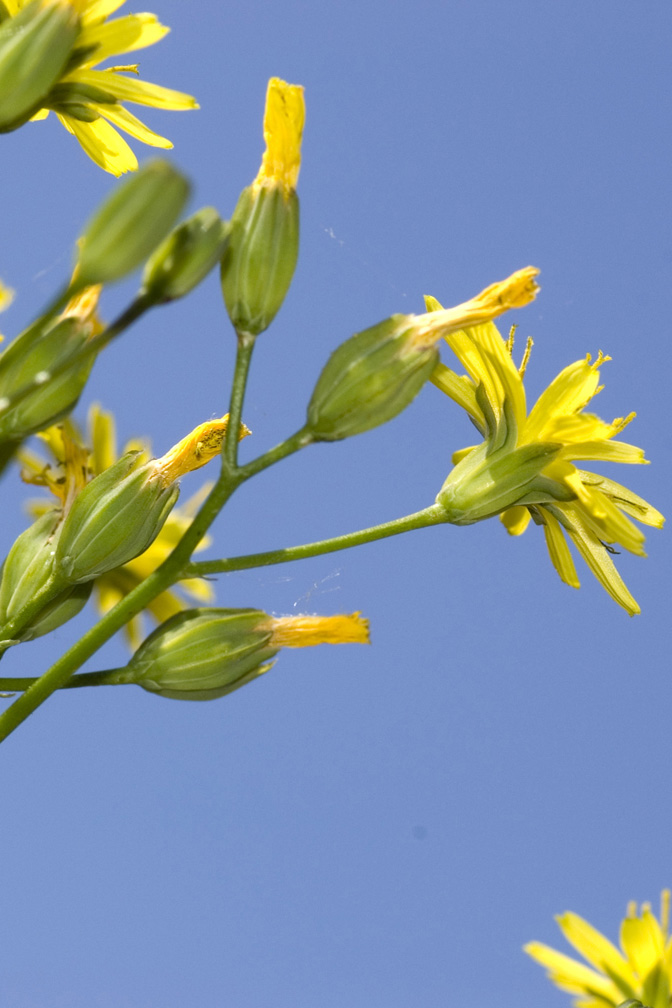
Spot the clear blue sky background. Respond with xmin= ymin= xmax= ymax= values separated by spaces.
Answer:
xmin=1 ymin=2 xmax=671 ymax=1006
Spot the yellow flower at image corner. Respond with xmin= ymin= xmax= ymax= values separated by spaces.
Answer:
xmin=427 ymin=285 xmax=663 ymax=615
xmin=525 ymin=890 xmax=672 ymax=1008
xmin=2 ymin=0 xmax=198 ymax=176
xmin=18 ymin=404 xmax=250 ymax=648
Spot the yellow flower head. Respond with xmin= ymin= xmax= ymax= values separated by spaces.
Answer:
xmin=3 ymin=0 xmax=198 ymax=175
xmin=251 ymin=76 xmax=305 ymax=197
xmin=430 ymin=301 xmax=663 ymax=615
xmin=18 ymin=404 xmax=249 ymax=648
xmin=525 ymin=890 xmax=672 ymax=1008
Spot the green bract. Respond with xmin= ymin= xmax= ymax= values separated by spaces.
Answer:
xmin=142 ymin=207 xmax=230 ymax=303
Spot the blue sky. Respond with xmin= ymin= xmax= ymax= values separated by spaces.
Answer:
xmin=1 ymin=1 xmax=671 ymax=1006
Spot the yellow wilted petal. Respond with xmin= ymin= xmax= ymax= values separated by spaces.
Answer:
xmin=155 ymin=416 xmax=251 ymax=484
xmin=252 ymin=76 xmax=305 ymax=195
xmin=269 ymin=612 xmax=370 ymax=648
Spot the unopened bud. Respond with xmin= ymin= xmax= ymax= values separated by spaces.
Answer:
xmin=220 ymin=78 xmax=304 ymax=335
xmin=0 ymin=284 xmax=101 ymax=440
xmin=55 ymin=415 xmax=248 ymax=583
xmin=141 ymin=207 xmax=230 ymax=303
xmin=117 ymin=608 xmax=369 ymax=701
xmin=77 ymin=159 xmax=191 ymax=285
xmin=0 ymin=510 xmax=91 ymax=645
xmin=0 ymin=0 xmax=78 ymax=132
xmin=307 ymin=315 xmax=439 ymax=441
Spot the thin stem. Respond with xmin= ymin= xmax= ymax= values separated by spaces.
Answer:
xmin=237 ymin=425 xmax=314 ymax=481
xmin=186 ymin=504 xmax=447 ymax=577
xmin=0 ymin=668 xmax=127 ymax=691
xmin=224 ymin=330 xmax=256 ymax=470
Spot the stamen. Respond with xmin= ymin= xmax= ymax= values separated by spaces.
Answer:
xmin=518 ymin=336 xmax=534 ymax=378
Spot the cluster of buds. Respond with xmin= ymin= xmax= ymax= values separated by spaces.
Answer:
xmin=0 ymin=416 xmax=249 ymax=646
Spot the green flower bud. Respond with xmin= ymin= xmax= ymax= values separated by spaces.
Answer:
xmin=54 ymin=450 xmax=180 ymax=584
xmin=141 ymin=207 xmax=230 ymax=303
xmin=0 ymin=0 xmax=78 ymax=133
xmin=55 ymin=415 xmax=235 ymax=584
xmin=306 ymin=315 xmax=440 ymax=441
xmin=0 ymin=510 xmax=91 ymax=646
xmin=220 ymin=78 xmax=304 ymax=335
xmin=120 ymin=608 xmax=276 ymax=700
xmin=0 ymin=313 xmax=94 ymax=441
xmin=77 ymin=160 xmax=191 ymax=285
xmin=221 ymin=185 xmax=299 ymax=336
xmin=116 ymin=608 xmax=369 ymax=701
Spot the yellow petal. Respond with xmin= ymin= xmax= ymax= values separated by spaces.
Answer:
xmin=500 ymin=505 xmax=531 ymax=536
xmin=269 ymin=613 xmax=370 ymax=648
xmin=621 ymin=911 xmax=664 ymax=979
xmin=78 ymin=13 xmax=169 ymax=65
xmin=525 ymin=357 xmax=603 ymax=441
xmin=541 ymin=509 xmax=580 ymax=587
xmin=556 ymin=912 xmax=635 ymax=983
xmin=97 ymin=102 xmax=172 ymax=148
xmin=57 ymin=112 xmax=138 ymax=175
xmin=430 ymin=361 xmax=485 ymax=432
xmin=65 ymin=68 xmax=199 ymax=110
xmin=79 ymin=0 xmax=127 ymax=26
xmin=524 ymin=941 xmax=624 ymax=1001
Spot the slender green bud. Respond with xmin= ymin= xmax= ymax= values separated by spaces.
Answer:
xmin=0 ymin=0 xmax=78 ymax=132
xmin=119 ymin=608 xmax=276 ymax=700
xmin=0 ymin=510 xmax=91 ymax=646
xmin=77 ymin=160 xmax=191 ymax=285
xmin=141 ymin=207 xmax=230 ymax=303
xmin=221 ymin=185 xmax=299 ymax=335
xmin=0 ymin=314 xmax=94 ymax=441
xmin=54 ymin=451 xmax=180 ymax=584
xmin=306 ymin=315 xmax=439 ymax=441
xmin=220 ymin=77 xmax=304 ymax=335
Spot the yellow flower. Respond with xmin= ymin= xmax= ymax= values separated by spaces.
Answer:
xmin=430 ymin=302 xmax=663 ymax=615
xmin=18 ymin=404 xmax=250 ymax=647
xmin=525 ymin=891 xmax=672 ymax=1008
xmin=3 ymin=0 xmax=197 ymax=175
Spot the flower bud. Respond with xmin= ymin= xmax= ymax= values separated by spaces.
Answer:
xmin=54 ymin=415 xmax=247 ymax=583
xmin=220 ymin=77 xmax=304 ymax=335
xmin=0 ymin=0 xmax=78 ymax=132
xmin=117 ymin=608 xmax=369 ymax=701
xmin=306 ymin=315 xmax=440 ymax=441
xmin=141 ymin=207 xmax=230 ymax=303
xmin=0 ymin=510 xmax=91 ymax=646
xmin=0 ymin=283 xmax=102 ymax=441
xmin=77 ymin=159 xmax=191 ymax=285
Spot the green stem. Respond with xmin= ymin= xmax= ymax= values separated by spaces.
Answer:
xmin=224 ymin=330 xmax=255 ymax=470
xmin=0 ymin=668 xmax=127 ymax=691
xmin=186 ymin=504 xmax=447 ymax=577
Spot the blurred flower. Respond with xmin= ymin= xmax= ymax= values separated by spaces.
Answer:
xmin=2 ymin=0 xmax=197 ymax=175
xmin=18 ymin=404 xmax=246 ymax=647
xmin=525 ymin=891 xmax=671 ymax=1008
xmin=430 ymin=308 xmax=663 ymax=615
